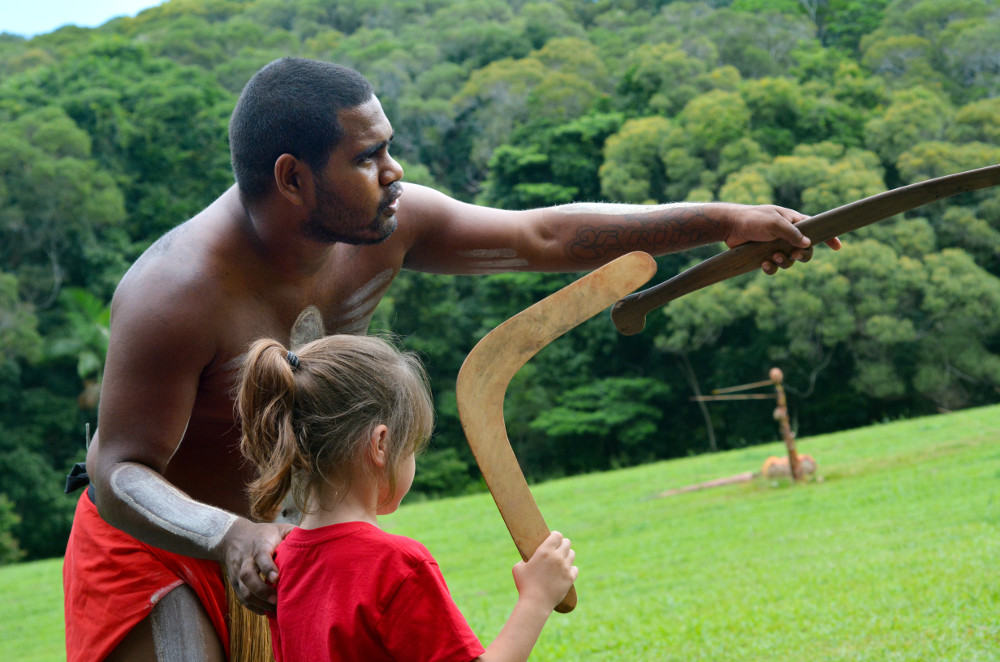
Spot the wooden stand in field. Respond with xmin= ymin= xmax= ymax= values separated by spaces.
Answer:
xmin=768 ymin=367 xmax=802 ymax=482
xmin=691 ymin=367 xmax=805 ymax=483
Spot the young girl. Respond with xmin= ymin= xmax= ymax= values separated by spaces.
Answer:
xmin=237 ymin=334 xmax=578 ymax=662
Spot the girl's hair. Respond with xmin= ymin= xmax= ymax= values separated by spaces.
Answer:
xmin=236 ymin=334 xmax=433 ymax=522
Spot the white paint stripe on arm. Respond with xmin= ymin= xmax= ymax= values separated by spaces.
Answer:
xmin=110 ymin=463 xmax=237 ymax=553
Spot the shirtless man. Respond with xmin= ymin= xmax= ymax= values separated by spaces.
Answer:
xmin=63 ymin=57 xmax=837 ymax=660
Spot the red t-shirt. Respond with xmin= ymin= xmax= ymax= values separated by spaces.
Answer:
xmin=269 ymin=521 xmax=486 ymax=662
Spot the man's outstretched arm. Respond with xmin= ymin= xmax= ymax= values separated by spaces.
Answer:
xmin=397 ymin=183 xmax=840 ymax=276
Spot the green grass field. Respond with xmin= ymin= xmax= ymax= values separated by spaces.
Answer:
xmin=4 ymin=405 xmax=999 ymax=661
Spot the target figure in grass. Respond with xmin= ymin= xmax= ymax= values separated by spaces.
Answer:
xmin=237 ymin=333 xmax=578 ymax=662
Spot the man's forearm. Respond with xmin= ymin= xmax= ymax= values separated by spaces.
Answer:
xmin=99 ymin=462 xmax=238 ymax=560
xmin=545 ymin=202 xmax=738 ymax=264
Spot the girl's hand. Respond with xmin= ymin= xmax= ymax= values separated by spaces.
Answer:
xmin=511 ymin=531 xmax=578 ymax=611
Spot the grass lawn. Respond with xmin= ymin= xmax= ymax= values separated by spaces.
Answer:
xmin=4 ymin=404 xmax=999 ymax=660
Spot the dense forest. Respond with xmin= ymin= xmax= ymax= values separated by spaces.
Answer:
xmin=1 ymin=0 xmax=998 ymax=563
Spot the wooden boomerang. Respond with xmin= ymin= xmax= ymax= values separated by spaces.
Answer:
xmin=456 ymin=251 xmax=658 ymax=614
xmin=611 ymin=163 xmax=1000 ymax=336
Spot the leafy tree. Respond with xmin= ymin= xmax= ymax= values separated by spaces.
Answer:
xmin=860 ymin=34 xmax=938 ymax=90
xmin=676 ymin=89 xmax=751 ymax=171
xmin=896 ymin=140 xmax=1000 ymax=184
xmin=543 ymin=113 xmax=625 ymax=201
xmin=691 ymin=7 xmax=817 ymax=79
xmin=864 ymin=86 xmax=953 ymax=173
xmin=44 ymin=288 xmax=111 ymax=411
xmin=912 ymin=249 xmax=1000 ymax=409
xmin=861 ymin=0 xmax=996 ymax=102
xmin=480 ymin=145 xmax=578 ymax=209
xmin=0 ymin=271 xmax=41 ymax=364
xmin=616 ymin=41 xmax=716 ymax=116
xmin=654 ymin=276 xmax=752 ymax=451
xmin=721 ymin=142 xmax=884 ymax=214
xmin=0 ymin=446 xmax=78 ymax=560
xmin=520 ymin=2 xmax=588 ymax=48
xmin=529 ymin=377 xmax=672 ymax=473
xmin=948 ymin=98 xmax=1000 ymax=144
xmin=820 ymin=0 xmax=890 ymax=53
xmin=0 ymin=106 xmax=128 ymax=306
xmin=3 ymin=38 xmax=235 ymax=242
xmin=479 ymin=112 xmax=624 ymax=207
xmin=0 ymin=495 xmax=24 ymax=566
xmin=449 ymin=57 xmax=548 ymax=192
xmin=938 ymin=15 xmax=1000 ymax=101
xmin=599 ymin=116 xmax=673 ymax=203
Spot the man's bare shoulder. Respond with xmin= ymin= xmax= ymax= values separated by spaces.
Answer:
xmin=114 ymin=194 xmax=243 ymax=315
xmin=396 ymin=182 xmax=461 ymax=224
xmin=115 ymin=231 xmax=214 ymax=326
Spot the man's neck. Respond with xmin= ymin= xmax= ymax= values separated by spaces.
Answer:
xmin=235 ymin=190 xmax=337 ymax=282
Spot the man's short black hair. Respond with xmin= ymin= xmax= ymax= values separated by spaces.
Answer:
xmin=229 ymin=58 xmax=375 ymax=204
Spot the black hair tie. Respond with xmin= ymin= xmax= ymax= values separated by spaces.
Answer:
xmin=287 ymin=351 xmax=300 ymax=370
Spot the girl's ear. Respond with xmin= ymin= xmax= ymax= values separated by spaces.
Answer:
xmin=368 ymin=424 xmax=390 ymax=468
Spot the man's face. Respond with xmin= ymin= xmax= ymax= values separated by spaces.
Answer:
xmin=303 ymin=96 xmax=404 ymax=245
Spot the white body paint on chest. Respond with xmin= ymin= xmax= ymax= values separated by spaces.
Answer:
xmin=457 ymin=248 xmax=529 ymax=274
xmin=110 ymin=463 xmax=237 ymax=551
xmin=332 ymin=268 xmax=394 ymax=333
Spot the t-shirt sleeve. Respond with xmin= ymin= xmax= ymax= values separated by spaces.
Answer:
xmin=378 ymin=558 xmax=486 ymax=662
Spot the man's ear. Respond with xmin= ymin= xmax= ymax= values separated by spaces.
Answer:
xmin=274 ymin=153 xmax=313 ymax=207
xmin=368 ymin=424 xmax=390 ymax=468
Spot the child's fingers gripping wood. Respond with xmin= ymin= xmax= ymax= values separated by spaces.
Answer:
xmin=512 ymin=531 xmax=578 ymax=611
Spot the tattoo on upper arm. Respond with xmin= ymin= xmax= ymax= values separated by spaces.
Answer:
xmin=566 ymin=207 xmax=718 ymax=261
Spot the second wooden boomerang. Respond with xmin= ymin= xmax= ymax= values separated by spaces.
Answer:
xmin=611 ymin=163 xmax=1000 ymax=336
xmin=456 ymin=251 xmax=658 ymax=613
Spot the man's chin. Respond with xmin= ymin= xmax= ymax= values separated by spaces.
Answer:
xmin=342 ymin=216 xmax=397 ymax=246
xmin=370 ymin=215 xmax=398 ymax=243
xmin=303 ymin=215 xmax=396 ymax=245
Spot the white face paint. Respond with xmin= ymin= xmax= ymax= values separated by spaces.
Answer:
xmin=456 ymin=248 xmax=529 ymax=274
xmin=332 ymin=269 xmax=394 ymax=333
xmin=110 ymin=464 xmax=237 ymax=552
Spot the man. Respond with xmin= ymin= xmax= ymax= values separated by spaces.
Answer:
xmin=64 ymin=57 xmax=837 ymax=660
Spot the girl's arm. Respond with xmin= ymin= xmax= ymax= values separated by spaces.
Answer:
xmin=476 ymin=531 xmax=579 ymax=662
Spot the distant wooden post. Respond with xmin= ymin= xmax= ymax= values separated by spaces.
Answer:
xmin=690 ymin=367 xmax=806 ymax=483
xmin=769 ymin=367 xmax=802 ymax=482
